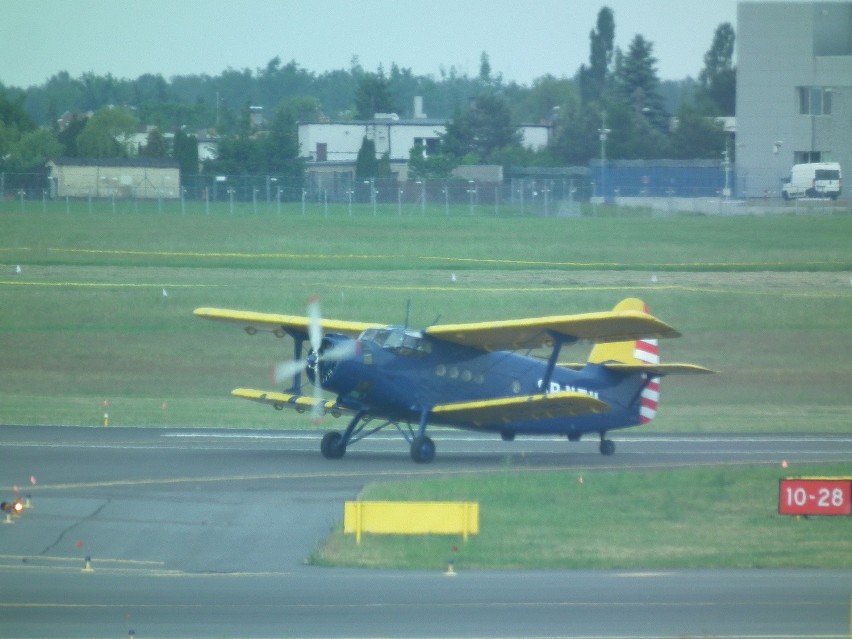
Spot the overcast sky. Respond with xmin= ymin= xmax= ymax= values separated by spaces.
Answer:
xmin=2 ymin=0 xmax=741 ymax=89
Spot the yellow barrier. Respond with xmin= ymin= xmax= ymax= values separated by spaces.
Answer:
xmin=344 ymin=501 xmax=479 ymax=544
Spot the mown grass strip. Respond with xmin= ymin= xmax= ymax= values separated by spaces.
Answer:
xmin=312 ymin=462 xmax=852 ymax=569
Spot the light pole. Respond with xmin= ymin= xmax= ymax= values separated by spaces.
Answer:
xmin=773 ymin=140 xmax=783 ymax=198
xmin=599 ymin=111 xmax=611 ymax=203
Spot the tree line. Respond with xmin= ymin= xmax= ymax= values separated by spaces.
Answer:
xmin=0 ymin=7 xmax=735 ymax=184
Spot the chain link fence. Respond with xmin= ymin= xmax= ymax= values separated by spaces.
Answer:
xmin=2 ymin=169 xmax=847 ymax=217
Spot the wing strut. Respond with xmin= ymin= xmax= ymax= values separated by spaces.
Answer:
xmin=542 ymin=331 xmax=577 ymax=392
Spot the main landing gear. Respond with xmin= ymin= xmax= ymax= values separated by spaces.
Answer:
xmin=318 ymin=409 xmax=437 ymax=464
xmin=599 ymin=433 xmax=615 ymax=456
xmin=410 ymin=435 xmax=435 ymax=463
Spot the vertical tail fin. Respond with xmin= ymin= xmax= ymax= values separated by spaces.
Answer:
xmin=588 ymin=298 xmax=661 ymax=424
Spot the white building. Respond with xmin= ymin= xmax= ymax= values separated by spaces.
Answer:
xmin=737 ymin=1 xmax=852 ymax=197
xmin=298 ymin=108 xmax=551 ymax=183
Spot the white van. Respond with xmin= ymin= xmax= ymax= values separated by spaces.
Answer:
xmin=782 ymin=162 xmax=842 ymax=200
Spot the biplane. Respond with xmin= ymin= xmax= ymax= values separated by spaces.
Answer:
xmin=194 ymin=297 xmax=712 ymax=463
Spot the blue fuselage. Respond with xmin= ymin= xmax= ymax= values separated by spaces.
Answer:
xmin=321 ymin=333 xmax=647 ymax=437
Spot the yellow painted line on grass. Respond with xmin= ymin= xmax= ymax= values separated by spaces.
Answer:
xmin=5 ymin=245 xmax=845 ymax=270
xmin=335 ymin=282 xmax=850 ymax=299
xmin=0 ymin=280 xmax=221 ymax=288
xmin=43 ymin=247 xmax=397 ymax=260
xmin=419 ymin=255 xmax=847 ymax=269
xmin=2 ymin=279 xmax=847 ymax=299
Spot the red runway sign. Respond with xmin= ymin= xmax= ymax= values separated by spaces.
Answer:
xmin=778 ymin=478 xmax=852 ymax=516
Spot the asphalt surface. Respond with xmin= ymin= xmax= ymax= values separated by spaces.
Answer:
xmin=1 ymin=425 xmax=850 ymax=638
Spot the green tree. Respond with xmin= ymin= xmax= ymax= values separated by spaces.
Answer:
xmin=579 ymin=7 xmax=615 ymax=105
xmin=140 ymin=128 xmax=168 ymax=157
xmin=0 ymin=90 xmax=36 ymax=132
xmin=56 ymin=114 xmax=88 ymax=157
xmin=439 ymin=94 xmax=522 ymax=164
xmin=76 ymin=106 xmax=138 ymax=157
xmin=551 ymin=102 xmax=602 ymax=165
xmin=173 ymin=128 xmax=199 ymax=176
xmin=615 ymin=34 xmax=666 ymax=130
xmin=669 ymin=104 xmax=727 ymax=159
xmin=15 ymin=128 xmax=63 ymax=168
xmin=354 ymin=136 xmax=378 ymax=179
xmin=512 ymin=74 xmax=578 ymax=126
xmin=697 ymin=23 xmax=736 ymax=116
xmin=354 ymin=69 xmax=396 ymax=119
xmin=407 ymin=141 xmax=456 ymax=180
xmin=206 ymin=136 xmax=262 ymax=175
xmin=261 ymin=101 xmax=303 ymax=178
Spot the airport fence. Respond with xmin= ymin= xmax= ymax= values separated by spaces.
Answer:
xmin=1 ymin=170 xmax=848 ymax=217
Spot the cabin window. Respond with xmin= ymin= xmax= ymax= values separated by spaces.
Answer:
xmin=360 ymin=327 xmax=430 ymax=357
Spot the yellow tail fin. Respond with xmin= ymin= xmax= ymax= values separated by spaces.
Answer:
xmin=588 ymin=298 xmax=661 ymax=424
xmin=588 ymin=298 xmax=659 ymax=366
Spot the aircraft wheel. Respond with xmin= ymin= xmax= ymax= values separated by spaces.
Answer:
xmin=500 ymin=430 xmax=515 ymax=441
xmin=599 ymin=439 xmax=615 ymax=456
xmin=321 ymin=432 xmax=346 ymax=459
xmin=410 ymin=435 xmax=435 ymax=464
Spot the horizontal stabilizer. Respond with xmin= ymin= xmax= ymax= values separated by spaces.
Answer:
xmin=603 ymin=363 xmax=716 ymax=376
xmin=231 ymin=388 xmax=356 ymax=417
xmin=431 ymin=391 xmax=609 ymax=427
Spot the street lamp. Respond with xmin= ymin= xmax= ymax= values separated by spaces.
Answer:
xmin=773 ymin=140 xmax=783 ymax=198
xmin=599 ymin=111 xmax=611 ymax=203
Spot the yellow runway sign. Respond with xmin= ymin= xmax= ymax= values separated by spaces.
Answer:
xmin=344 ymin=501 xmax=479 ymax=544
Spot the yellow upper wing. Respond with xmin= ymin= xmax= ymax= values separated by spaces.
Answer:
xmin=424 ymin=310 xmax=680 ymax=352
xmin=194 ymin=307 xmax=380 ymax=338
xmin=430 ymin=391 xmax=609 ymax=427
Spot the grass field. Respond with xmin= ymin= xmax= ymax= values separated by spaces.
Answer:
xmin=2 ymin=201 xmax=851 ymax=569
xmin=2 ymin=202 xmax=850 ymax=432
xmin=312 ymin=462 xmax=852 ymax=570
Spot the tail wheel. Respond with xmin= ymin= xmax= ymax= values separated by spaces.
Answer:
xmin=321 ymin=432 xmax=346 ymax=459
xmin=410 ymin=435 xmax=436 ymax=464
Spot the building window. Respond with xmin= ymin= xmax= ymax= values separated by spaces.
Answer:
xmin=794 ymin=151 xmax=822 ymax=164
xmin=798 ymin=87 xmax=832 ymax=116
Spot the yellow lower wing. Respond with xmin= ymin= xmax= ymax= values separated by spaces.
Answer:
xmin=231 ymin=388 xmax=355 ymax=418
xmin=430 ymin=391 xmax=609 ymax=427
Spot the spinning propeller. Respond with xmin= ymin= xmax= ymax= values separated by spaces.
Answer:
xmin=274 ymin=297 xmax=357 ymax=418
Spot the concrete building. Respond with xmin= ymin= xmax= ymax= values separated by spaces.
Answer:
xmin=46 ymin=157 xmax=181 ymax=199
xmin=298 ymin=106 xmax=551 ymax=185
xmin=737 ymin=1 xmax=852 ymax=198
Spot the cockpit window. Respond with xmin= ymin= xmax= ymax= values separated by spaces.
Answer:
xmin=359 ymin=327 xmax=430 ymax=356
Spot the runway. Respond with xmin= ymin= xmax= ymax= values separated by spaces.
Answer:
xmin=1 ymin=425 xmax=850 ymax=638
